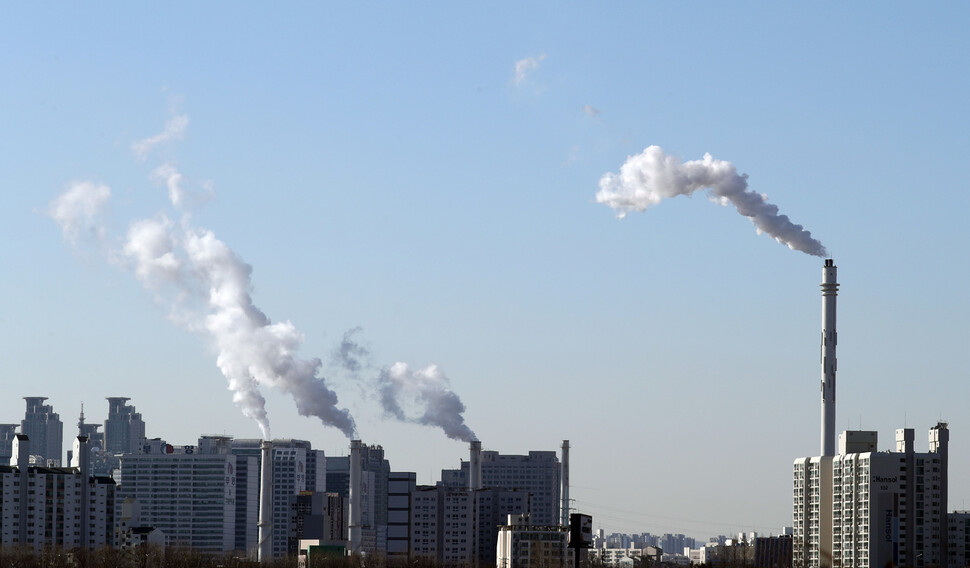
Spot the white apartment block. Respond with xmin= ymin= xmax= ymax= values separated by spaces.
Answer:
xmin=117 ymin=439 xmax=241 ymax=553
xmin=793 ymin=456 xmax=833 ymax=568
xmin=0 ymin=435 xmax=115 ymax=552
xmin=793 ymin=423 xmax=950 ymax=568
xmin=120 ymin=436 xmax=326 ymax=558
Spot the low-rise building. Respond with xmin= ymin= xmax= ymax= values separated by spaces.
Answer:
xmin=496 ymin=514 xmax=567 ymax=568
xmin=590 ymin=545 xmax=662 ymax=566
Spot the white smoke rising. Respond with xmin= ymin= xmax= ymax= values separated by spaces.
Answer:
xmin=49 ymin=181 xmax=111 ymax=244
xmin=151 ymin=163 xmax=186 ymax=208
xmin=51 ymin=142 xmax=356 ymax=439
xmin=132 ymin=114 xmax=188 ymax=160
xmin=379 ymin=362 xmax=477 ymax=442
xmin=513 ymin=54 xmax=546 ymax=85
xmin=597 ymin=146 xmax=828 ymax=257
xmin=123 ymin=216 xmax=181 ymax=284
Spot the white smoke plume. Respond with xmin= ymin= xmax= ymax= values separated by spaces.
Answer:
xmin=379 ymin=362 xmax=477 ymax=442
xmin=49 ymin=181 xmax=111 ymax=245
xmin=50 ymin=120 xmax=356 ymax=439
xmin=513 ymin=54 xmax=546 ymax=85
xmin=597 ymin=146 xmax=828 ymax=257
xmin=151 ymin=163 xmax=186 ymax=208
xmin=131 ymin=114 xmax=188 ymax=161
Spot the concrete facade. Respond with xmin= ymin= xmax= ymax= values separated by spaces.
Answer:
xmin=230 ymin=438 xmax=326 ymax=559
xmin=0 ymin=435 xmax=115 ymax=552
xmin=410 ymin=485 xmax=529 ymax=566
xmin=793 ymin=424 xmax=950 ymax=568
xmin=441 ymin=449 xmax=562 ymax=527
xmin=20 ymin=397 xmax=63 ymax=465
xmin=103 ymin=397 xmax=145 ymax=455
xmin=117 ymin=439 xmax=241 ymax=553
xmin=496 ymin=514 xmax=568 ymax=568
xmin=387 ymin=471 xmax=416 ymax=557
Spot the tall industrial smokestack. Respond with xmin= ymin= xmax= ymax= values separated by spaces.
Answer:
xmin=820 ymin=259 xmax=838 ymax=456
xmin=348 ymin=440 xmax=362 ymax=553
xmin=258 ymin=440 xmax=273 ymax=563
xmin=469 ymin=440 xmax=482 ymax=491
xmin=560 ymin=440 xmax=569 ymax=527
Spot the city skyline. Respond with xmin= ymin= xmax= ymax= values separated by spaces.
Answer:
xmin=3 ymin=3 xmax=969 ymax=541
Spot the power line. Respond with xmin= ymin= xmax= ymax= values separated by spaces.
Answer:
xmin=572 ymin=498 xmax=779 ymax=537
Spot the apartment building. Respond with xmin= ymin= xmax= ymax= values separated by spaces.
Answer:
xmin=793 ymin=423 xmax=949 ymax=568
xmin=0 ymin=435 xmax=115 ymax=552
xmin=440 ymin=449 xmax=561 ymax=526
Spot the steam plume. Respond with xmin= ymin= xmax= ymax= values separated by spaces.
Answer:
xmin=513 ymin=54 xmax=546 ymax=85
xmin=597 ymin=146 xmax=827 ymax=256
xmin=132 ymin=114 xmax=188 ymax=160
xmin=379 ymin=362 xmax=476 ymax=442
xmin=331 ymin=327 xmax=370 ymax=375
xmin=49 ymin=181 xmax=111 ymax=245
xmin=50 ymin=120 xmax=356 ymax=439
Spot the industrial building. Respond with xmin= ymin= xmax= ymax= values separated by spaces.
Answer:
xmin=325 ymin=442 xmax=387 ymax=552
xmin=229 ymin=438 xmax=327 ymax=559
xmin=793 ymin=260 xmax=953 ymax=568
xmin=440 ymin=447 xmax=562 ymax=526
xmin=393 ymin=441 xmax=568 ymax=566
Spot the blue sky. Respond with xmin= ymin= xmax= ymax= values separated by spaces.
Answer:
xmin=3 ymin=3 xmax=969 ymax=538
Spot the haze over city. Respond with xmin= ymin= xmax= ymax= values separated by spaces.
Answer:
xmin=2 ymin=3 xmax=969 ymax=543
